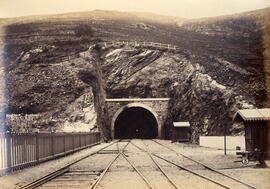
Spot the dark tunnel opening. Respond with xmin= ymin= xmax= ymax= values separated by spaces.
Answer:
xmin=114 ymin=107 xmax=158 ymax=139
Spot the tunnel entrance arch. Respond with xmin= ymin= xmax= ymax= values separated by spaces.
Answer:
xmin=111 ymin=103 xmax=159 ymax=139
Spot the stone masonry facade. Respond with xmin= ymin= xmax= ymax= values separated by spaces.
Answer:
xmin=105 ymin=98 xmax=170 ymax=138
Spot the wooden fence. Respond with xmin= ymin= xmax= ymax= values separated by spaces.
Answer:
xmin=101 ymin=41 xmax=179 ymax=50
xmin=0 ymin=132 xmax=101 ymax=174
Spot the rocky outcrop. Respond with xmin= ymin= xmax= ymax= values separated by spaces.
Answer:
xmin=78 ymin=45 xmax=111 ymax=141
xmin=97 ymin=43 xmax=264 ymax=142
xmin=5 ymin=88 xmax=96 ymax=133
xmin=0 ymin=9 xmax=268 ymax=139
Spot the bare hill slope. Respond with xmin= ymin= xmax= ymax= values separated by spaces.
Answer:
xmin=0 ymin=8 xmax=269 ymax=139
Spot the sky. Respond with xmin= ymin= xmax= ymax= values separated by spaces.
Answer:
xmin=0 ymin=0 xmax=270 ymax=18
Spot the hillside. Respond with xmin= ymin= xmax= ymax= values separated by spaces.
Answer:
xmin=0 ymin=9 xmax=269 ymax=140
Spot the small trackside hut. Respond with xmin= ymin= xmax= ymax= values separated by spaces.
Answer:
xmin=172 ymin=122 xmax=190 ymax=142
xmin=233 ymin=108 xmax=270 ymax=166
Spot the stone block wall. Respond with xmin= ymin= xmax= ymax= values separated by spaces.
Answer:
xmin=105 ymin=98 xmax=169 ymax=138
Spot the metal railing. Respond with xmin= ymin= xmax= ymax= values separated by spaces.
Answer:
xmin=0 ymin=132 xmax=101 ymax=174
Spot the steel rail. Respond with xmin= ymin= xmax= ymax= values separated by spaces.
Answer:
xmin=152 ymin=140 xmax=257 ymax=189
xmin=19 ymin=167 xmax=69 ymax=189
xmin=90 ymin=140 xmax=131 ymax=189
xmin=90 ymin=153 xmax=121 ymax=189
xmin=153 ymin=153 xmax=231 ymax=189
xmin=118 ymin=140 xmax=154 ymax=189
xmin=121 ymin=152 xmax=155 ymax=189
xmin=19 ymin=140 xmax=119 ymax=189
xmin=95 ymin=139 xmax=155 ymax=189
xmin=131 ymin=141 xmax=230 ymax=189
xmin=141 ymin=140 xmax=179 ymax=189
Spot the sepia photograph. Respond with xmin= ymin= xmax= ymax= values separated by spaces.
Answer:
xmin=0 ymin=0 xmax=270 ymax=188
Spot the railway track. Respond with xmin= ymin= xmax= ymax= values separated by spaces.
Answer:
xmin=19 ymin=140 xmax=156 ymax=189
xmin=134 ymin=139 xmax=257 ymax=189
xmin=18 ymin=140 xmax=119 ymax=189
xmin=139 ymin=140 xmax=179 ymax=189
xmin=19 ymin=139 xmax=257 ymax=189
xmin=90 ymin=140 xmax=131 ymax=189
xmin=151 ymin=139 xmax=257 ymax=189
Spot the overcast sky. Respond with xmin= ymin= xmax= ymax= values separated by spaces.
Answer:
xmin=0 ymin=0 xmax=270 ymax=18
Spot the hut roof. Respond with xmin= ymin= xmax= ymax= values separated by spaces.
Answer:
xmin=173 ymin=122 xmax=190 ymax=127
xmin=233 ymin=108 xmax=270 ymax=121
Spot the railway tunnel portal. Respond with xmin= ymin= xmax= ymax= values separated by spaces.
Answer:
xmin=105 ymin=98 xmax=170 ymax=139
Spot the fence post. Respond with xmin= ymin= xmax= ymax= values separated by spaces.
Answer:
xmin=36 ymin=133 xmax=39 ymax=163
xmin=90 ymin=133 xmax=93 ymax=144
xmin=63 ymin=135 xmax=66 ymax=154
xmin=22 ymin=135 xmax=26 ymax=164
xmin=6 ymin=133 xmax=12 ymax=172
xmin=51 ymin=135 xmax=54 ymax=156
xmin=79 ymin=134 xmax=82 ymax=148
xmin=89 ymin=133 xmax=92 ymax=145
xmin=72 ymin=134 xmax=75 ymax=151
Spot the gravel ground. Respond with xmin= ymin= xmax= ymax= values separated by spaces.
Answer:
xmin=153 ymin=140 xmax=270 ymax=189
xmin=0 ymin=139 xmax=269 ymax=189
